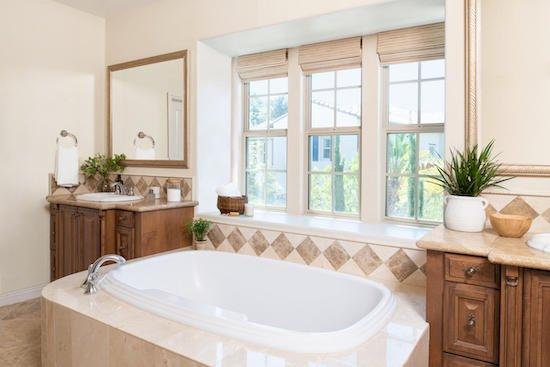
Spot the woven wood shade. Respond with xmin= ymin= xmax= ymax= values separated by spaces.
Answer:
xmin=298 ymin=37 xmax=362 ymax=73
xmin=236 ymin=49 xmax=288 ymax=80
xmin=377 ymin=22 xmax=445 ymax=64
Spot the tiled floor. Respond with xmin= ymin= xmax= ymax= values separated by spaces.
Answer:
xmin=0 ymin=299 xmax=41 ymax=367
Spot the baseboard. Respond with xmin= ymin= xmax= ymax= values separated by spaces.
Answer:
xmin=0 ymin=283 xmax=48 ymax=307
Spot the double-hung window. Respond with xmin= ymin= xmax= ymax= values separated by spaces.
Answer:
xmin=243 ymin=77 xmax=288 ymax=208
xmin=306 ymin=68 xmax=361 ymax=216
xmin=383 ymin=59 xmax=445 ymax=223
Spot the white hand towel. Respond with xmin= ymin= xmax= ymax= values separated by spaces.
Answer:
xmin=216 ymin=183 xmax=242 ymax=197
xmin=55 ymin=145 xmax=79 ymax=187
xmin=135 ymin=147 xmax=155 ymax=159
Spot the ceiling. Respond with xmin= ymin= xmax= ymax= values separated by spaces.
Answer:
xmin=53 ymin=0 xmax=159 ymax=17
xmin=203 ymin=0 xmax=445 ymax=57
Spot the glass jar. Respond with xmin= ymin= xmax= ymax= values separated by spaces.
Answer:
xmin=166 ymin=179 xmax=181 ymax=202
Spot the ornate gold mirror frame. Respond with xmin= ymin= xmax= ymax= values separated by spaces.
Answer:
xmin=464 ymin=0 xmax=550 ymax=177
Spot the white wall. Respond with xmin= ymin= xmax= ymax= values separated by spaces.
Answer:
xmin=0 ymin=0 xmax=105 ymax=295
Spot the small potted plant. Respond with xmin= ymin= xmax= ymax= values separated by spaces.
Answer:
xmin=188 ymin=218 xmax=211 ymax=249
xmin=432 ymin=140 xmax=512 ymax=232
xmin=81 ymin=153 xmax=126 ymax=192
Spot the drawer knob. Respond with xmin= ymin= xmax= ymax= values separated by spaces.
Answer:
xmin=467 ymin=314 xmax=476 ymax=327
xmin=464 ymin=266 xmax=479 ymax=276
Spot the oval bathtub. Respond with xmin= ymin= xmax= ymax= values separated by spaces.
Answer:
xmin=100 ymin=250 xmax=395 ymax=353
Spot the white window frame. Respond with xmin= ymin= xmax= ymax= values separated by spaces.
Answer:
xmin=381 ymin=61 xmax=445 ymax=225
xmin=304 ymin=69 xmax=362 ymax=218
xmin=242 ymin=78 xmax=288 ymax=210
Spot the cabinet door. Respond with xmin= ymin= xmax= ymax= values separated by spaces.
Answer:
xmin=116 ymin=226 xmax=135 ymax=260
xmin=57 ymin=205 xmax=79 ymax=278
xmin=522 ymin=269 xmax=550 ymax=367
xmin=76 ymin=208 xmax=101 ymax=272
xmin=443 ymin=283 xmax=499 ymax=363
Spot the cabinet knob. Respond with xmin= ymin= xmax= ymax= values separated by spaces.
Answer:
xmin=464 ymin=266 xmax=479 ymax=276
xmin=467 ymin=314 xmax=476 ymax=327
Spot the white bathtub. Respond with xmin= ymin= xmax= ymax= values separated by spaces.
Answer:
xmin=100 ymin=250 xmax=396 ymax=353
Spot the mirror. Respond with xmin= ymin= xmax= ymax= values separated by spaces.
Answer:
xmin=108 ymin=51 xmax=188 ymax=168
xmin=466 ymin=0 xmax=550 ymax=176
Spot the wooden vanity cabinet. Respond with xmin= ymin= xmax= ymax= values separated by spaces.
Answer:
xmin=50 ymin=204 xmax=193 ymax=280
xmin=428 ymin=251 xmax=550 ymax=367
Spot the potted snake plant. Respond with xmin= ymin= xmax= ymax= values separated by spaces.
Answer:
xmin=432 ymin=140 xmax=513 ymax=232
xmin=188 ymin=218 xmax=211 ymax=249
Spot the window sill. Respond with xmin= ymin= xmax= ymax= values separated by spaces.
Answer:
xmin=197 ymin=210 xmax=429 ymax=250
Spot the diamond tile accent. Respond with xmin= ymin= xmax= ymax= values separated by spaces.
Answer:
xmin=296 ymin=237 xmax=321 ymax=265
xmin=271 ymin=233 xmax=294 ymax=259
xmin=323 ymin=241 xmax=350 ymax=270
xmin=542 ymin=208 xmax=550 ymax=223
xmin=385 ymin=249 xmax=418 ymax=282
xmin=207 ymin=225 xmax=225 ymax=248
xmin=227 ymin=228 xmax=247 ymax=252
xmin=249 ymin=231 xmax=269 ymax=255
xmin=136 ymin=178 xmax=148 ymax=195
xmin=352 ymin=245 xmax=383 ymax=276
xmin=501 ymin=197 xmax=538 ymax=219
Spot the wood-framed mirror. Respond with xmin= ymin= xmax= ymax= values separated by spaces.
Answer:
xmin=465 ymin=0 xmax=550 ymax=177
xmin=108 ymin=50 xmax=188 ymax=168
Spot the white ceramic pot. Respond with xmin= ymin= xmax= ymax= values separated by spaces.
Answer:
xmin=444 ymin=195 xmax=489 ymax=232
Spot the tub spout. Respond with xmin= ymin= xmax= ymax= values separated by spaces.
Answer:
xmin=82 ymin=254 xmax=126 ymax=294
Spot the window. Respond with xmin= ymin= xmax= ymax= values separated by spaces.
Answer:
xmin=384 ymin=59 xmax=445 ymax=223
xmin=244 ymin=77 xmax=288 ymax=208
xmin=306 ymin=68 xmax=361 ymax=216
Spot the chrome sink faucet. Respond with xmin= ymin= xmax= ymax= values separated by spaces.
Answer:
xmin=81 ymin=254 xmax=126 ymax=294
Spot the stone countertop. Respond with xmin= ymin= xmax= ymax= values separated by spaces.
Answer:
xmin=417 ymin=225 xmax=550 ymax=271
xmin=47 ymin=195 xmax=198 ymax=212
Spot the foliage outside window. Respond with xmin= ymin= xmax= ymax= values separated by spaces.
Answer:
xmin=384 ymin=59 xmax=445 ymax=223
xmin=306 ymin=68 xmax=361 ymax=216
xmin=244 ymin=77 xmax=288 ymax=208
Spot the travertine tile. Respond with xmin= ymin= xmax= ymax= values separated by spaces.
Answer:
xmin=249 ymin=231 xmax=269 ymax=255
xmin=271 ymin=233 xmax=294 ymax=259
xmin=207 ymin=225 xmax=226 ymax=248
xmin=323 ymin=241 xmax=350 ymax=270
xmin=385 ymin=249 xmax=418 ymax=282
xmin=227 ymin=228 xmax=247 ymax=252
xmin=352 ymin=245 xmax=383 ymax=276
xmin=296 ymin=237 xmax=321 ymax=265
xmin=501 ymin=197 xmax=538 ymax=219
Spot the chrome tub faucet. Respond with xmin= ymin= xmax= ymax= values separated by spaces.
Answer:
xmin=82 ymin=254 xmax=126 ymax=294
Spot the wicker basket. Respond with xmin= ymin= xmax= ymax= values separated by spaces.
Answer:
xmin=217 ymin=195 xmax=248 ymax=214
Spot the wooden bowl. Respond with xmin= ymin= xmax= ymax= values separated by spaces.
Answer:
xmin=489 ymin=213 xmax=532 ymax=238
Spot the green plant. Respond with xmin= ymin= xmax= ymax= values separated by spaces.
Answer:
xmin=432 ymin=140 xmax=513 ymax=197
xmin=188 ymin=218 xmax=211 ymax=241
xmin=81 ymin=153 xmax=126 ymax=191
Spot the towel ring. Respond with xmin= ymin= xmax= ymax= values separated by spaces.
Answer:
xmin=133 ymin=131 xmax=155 ymax=148
xmin=56 ymin=130 xmax=78 ymax=147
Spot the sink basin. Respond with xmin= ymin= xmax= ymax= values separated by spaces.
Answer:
xmin=75 ymin=193 xmax=143 ymax=202
xmin=527 ymin=233 xmax=550 ymax=253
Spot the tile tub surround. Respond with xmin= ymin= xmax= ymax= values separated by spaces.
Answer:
xmin=41 ymin=264 xmax=428 ymax=367
xmin=0 ymin=298 xmax=41 ymax=367
xmin=200 ymin=220 xmax=428 ymax=288
xmin=49 ymin=173 xmax=193 ymax=201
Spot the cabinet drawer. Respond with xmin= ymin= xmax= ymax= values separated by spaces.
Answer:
xmin=445 ymin=254 xmax=499 ymax=288
xmin=116 ymin=210 xmax=135 ymax=228
xmin=443 ymin=353 xmax=496 ymax=367
xmin=443 ymin=283 xmax=499 ymax=363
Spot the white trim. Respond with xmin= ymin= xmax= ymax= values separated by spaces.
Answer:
xmin=0 ymin=283 xmax=47 ymax=307
xmin=197 ymin=211 xmax=429 ymax=250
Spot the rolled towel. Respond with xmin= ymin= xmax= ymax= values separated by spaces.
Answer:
xmin=55 ymin=145 xmax=79 ymax=187
xmin=216 ymin=183 xmax=242 ymax=197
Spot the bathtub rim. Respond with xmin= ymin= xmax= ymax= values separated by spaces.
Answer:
xmin=100 ymin=250 xmax=397 ymax=353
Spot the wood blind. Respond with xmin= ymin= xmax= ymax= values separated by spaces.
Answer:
xmin=377 ymin=22 xmax=445 ymax=64
xmin=236 ymin=49 xmax=288 ymax=80
xmin=298 ymin=37 xmax=362 ymax=73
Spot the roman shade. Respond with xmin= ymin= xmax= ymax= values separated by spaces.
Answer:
xmin=377 ymin=22 xmax=445 ymax=64
xmin=236 ymin=49 xmax=288 ymax=80
xmin=298 ymin=37 xmax=362 ymax=73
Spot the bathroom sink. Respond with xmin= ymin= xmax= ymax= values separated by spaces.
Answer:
xmin=527 ymin=233 xmax=550 ymax=253
xmin=76 ymin=193 xmax=143 ymax=202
